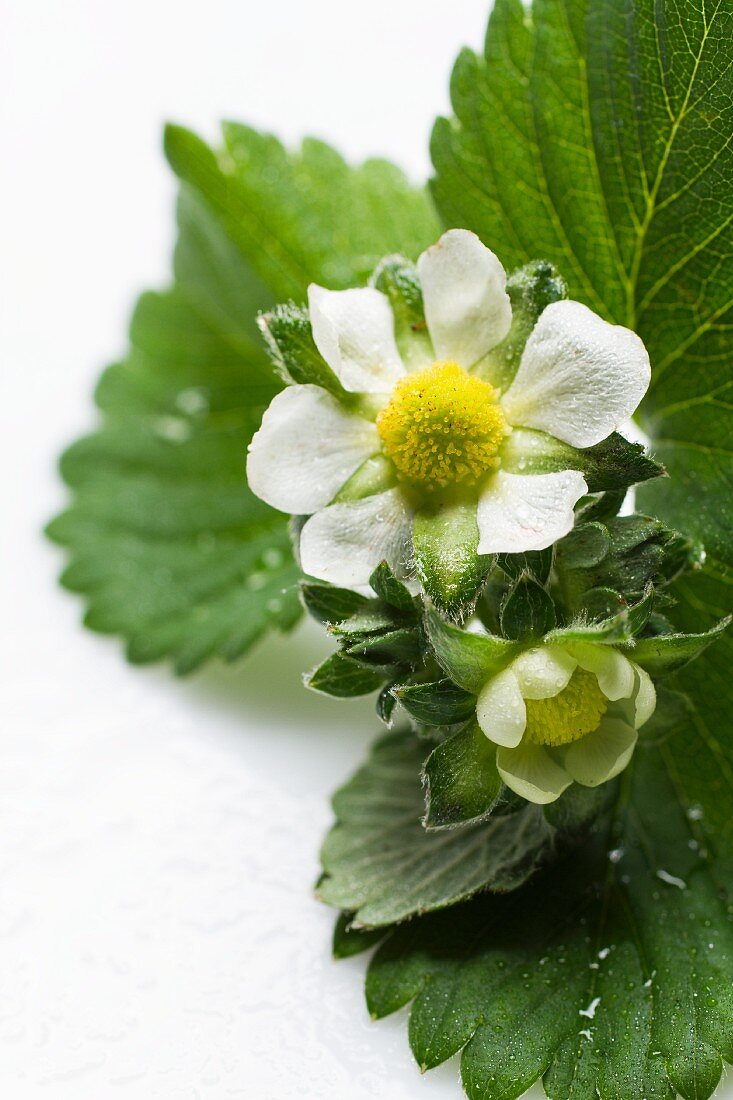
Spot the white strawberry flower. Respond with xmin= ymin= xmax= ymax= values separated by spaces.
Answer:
xmin=476 ymin=642 xmax=656 ymax=803
xmin=247 ymin=229 xmax=650 ymax=590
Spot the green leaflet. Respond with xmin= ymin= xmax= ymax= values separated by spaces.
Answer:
xmin=318 ymin=730 xmax=554 ymax=927
xmin=48 ymin=125 xmax=440 ymax=671
xmin=365 ymin=742 xmax=733 ymax=1100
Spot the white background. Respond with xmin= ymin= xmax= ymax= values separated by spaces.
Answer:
xmin=1 ymin=2 xmax=725 ymax=1098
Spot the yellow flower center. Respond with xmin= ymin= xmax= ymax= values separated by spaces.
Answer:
xmin=524 ymin=668 xmax=608 ymax=747
xmin=376 ymin=361 xmax=509 ymax=491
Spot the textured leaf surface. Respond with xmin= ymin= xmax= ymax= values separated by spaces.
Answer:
xmin=49 ymin=125 xmax=439 ymax=670
xmin=319 ymin=730 xmax=553 ymax=927
xmin=366 ymin=741 xmax=733 ymax=1100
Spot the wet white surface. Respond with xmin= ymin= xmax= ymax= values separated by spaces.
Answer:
xmin=2 ymin=1 xmax=727 ymax=1096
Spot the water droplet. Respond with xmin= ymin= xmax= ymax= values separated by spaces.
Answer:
xmin=152 ymin=415 xmax=192 ymax=443
xmin=262 ymin=548 xmax=284 ymax=569
xmin=176 ymin=386 xmax=209 ymax=415
xmin=580 ymin=996 xmax=601 ymax=1019
xmin=656 ymin=869 xmax=686 ymax=890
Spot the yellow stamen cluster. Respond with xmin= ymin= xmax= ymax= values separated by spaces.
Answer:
xmin=524 ymin=669 xmax=608 ymax=747
xmin=376 ymin=361 xmax=509 ymax=491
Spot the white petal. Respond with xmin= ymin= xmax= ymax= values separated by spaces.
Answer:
xmin=501 ymin=300 xmax=651 ymax=447
xmin=496 ymin=743 xmax=572 ymax=805
xmin=571 ymin=644 xmax=636 ymax=701
xmin=511 ymin=646 xmax=577 ymax=700
xmin=308 ymin=284 xmax=405 ymax=393
xmin=476 ymin=668 xmax=526 ymax=747
xmin=416 ymin=229 xmax=512 ymax=368
xmin=246 ymin=385 xmax=379 ymax=513
xmin=562 ymin=718 xmax=638 ymax=787
xmin=299 ymin=488 xmax=413 ymax=588
xmin=631 ymin=662 xmax=656 ymax=728
xmin=476 ymin=470 xmax=587 ymax=554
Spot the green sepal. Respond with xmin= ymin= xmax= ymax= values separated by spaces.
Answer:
xmin=557 ymin=514 xmax=696 ymax=613
xmin=371 ymin=256 xmax=433 ymax=370
xmin=481 ymin=260 xmax=567 ymax=389
xmin=575 ymin=586 xmax=629 ymax=624
xmin=543 ymin=781 xmax=615 ymax=835
xmin=300 ymin=581 xmax=369 ymax=626
xmin=369 ymin=561 xmax=416 ymax=613
xmin=345 ymin=627 xmax=422 ymax=666
xmin=625 ymin=617 xmax=730 ymax=677
xmin=500 ymin=573 xmax=556 ymax=640
xmin=413 ymin=500 xmax=495 ymax=617
xmin=502 ymin=428 xmax=664 ymax=493
xmin=423 ymin=719 xmax=502 ymax=830
xmin=393 ymin=678 xmax=477 ymax=727
xmin=332 ymin=912 xmax=388 ymax=960
xmin=556 ymin=522 xmax=610 ymax=570
xmin=330 ymin=605 xmax=400 ymax=638
xmin=425 ymin=606 xmax=518 ymax=693
xmin=548 ymin=587 xmax=655 ymax=648
xmin=576 ymin=487 xmax=627 ymax=523
xmin=305 ymin=652 xmax=388 ymax=697
xmin=333 ymin=455 xmax=395 ymax=503
xmin=497 ymin=546 xmax=554 ymax=585
xmin=258 ymin=303 xmax=349 ymax=400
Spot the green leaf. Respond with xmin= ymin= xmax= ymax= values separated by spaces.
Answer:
xmin=423 ymin=720 xmax=503 ymax=829
xmin=49 ymin=123 xmax=440 ymax=670
xmin=167 ymin=122 xmax=440 ymax=300
xmin=47 ymin=189 xmax=300 ymax=674
xmin=424 ymin=607 xmax=519 ymax=693
xmin=332 ymin=912 xmax=388 ymax=960
xmin=319 ymin=730 xmax=554 ymax=927
xmin=305 ymin=653 xmax=388 ymax=698
xmin=413 ymin=500 xmax=495 ymax=617
xmin=364 ymin=741 xmax=733 ymax=1099
xmin=500 ymin=574 xmax=556 ymax=641
xmin=432 ymin=0 xmax=733 ymax=362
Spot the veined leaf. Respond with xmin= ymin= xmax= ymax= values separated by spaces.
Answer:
xmin=365 ymin=741 xmax=733 ymax=1100
xmin=319 ymin=730 xmax=554 ymax=927
xmin=48 ymin=125 xmax=440 ymax=671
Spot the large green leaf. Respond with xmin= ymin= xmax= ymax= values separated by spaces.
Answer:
xmin=48 ymin=125 xmax=440 ymax=671
xmin=365 ymin=740 xmax=733 ymax=1100
xmin=319 ymin=730 xmax=554 ymax=927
